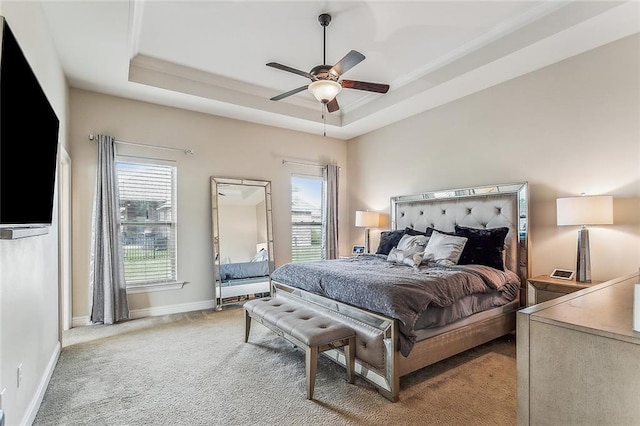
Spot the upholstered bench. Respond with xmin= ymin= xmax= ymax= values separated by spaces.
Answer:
xmin=243 ymin=296 xmax=356 ymax=399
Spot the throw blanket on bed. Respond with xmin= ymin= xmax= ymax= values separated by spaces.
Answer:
xmin=270 ymin=254 xmax=520 ymax=357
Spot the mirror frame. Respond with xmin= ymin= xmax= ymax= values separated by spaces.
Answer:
xmin=210 ymin=177 xmax=274 ymax=309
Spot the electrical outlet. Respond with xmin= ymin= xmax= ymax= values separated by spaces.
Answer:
xmin=17 ymin=364 xmax=22 ymax=388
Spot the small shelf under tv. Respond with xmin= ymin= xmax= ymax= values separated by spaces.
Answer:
xmin=0 ymin=227 xmax=50 ymax=239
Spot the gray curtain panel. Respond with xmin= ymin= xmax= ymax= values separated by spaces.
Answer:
xmin=89 ymin=134 xmax=130 ymax=324
xmin=323 ymin=164 xmax=339 ymax=259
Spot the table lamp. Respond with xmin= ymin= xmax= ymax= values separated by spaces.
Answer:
xmin=556 ymin=194 xmax=613 ymax=282
xmin=355 ymin=210 xmax=382 ymax=253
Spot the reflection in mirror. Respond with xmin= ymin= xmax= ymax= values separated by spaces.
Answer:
xmin=211 ymin=177 xmax=274 ymax=310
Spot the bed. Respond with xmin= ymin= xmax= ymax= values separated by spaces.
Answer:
xmin=270 ymin=182 xmax=529 ymax=401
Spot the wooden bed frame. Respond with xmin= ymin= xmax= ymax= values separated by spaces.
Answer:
xmin=272 ymin=182 xmax=530 ymax=401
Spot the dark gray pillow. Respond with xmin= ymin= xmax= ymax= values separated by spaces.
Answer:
xmin=454 ymin=225 xmax=509 ymax=270
xmin=404 ymin=227 xmax=430 ymax=237
xmin=375 ymin=229 xmax=405 ymax=255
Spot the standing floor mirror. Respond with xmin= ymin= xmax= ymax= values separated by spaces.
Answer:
xmin=211 ymin=177 xmax=274 ymax=310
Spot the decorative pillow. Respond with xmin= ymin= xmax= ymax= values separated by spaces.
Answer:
xmin=396 ymin=234 xmax=429 ymax=251
xmin=375 ymin=227 xmax=432 ymax=256
xmin=387 ymin=247 xmax=424 ymax=268
xmin=375 ymin=229 xmax=405 ymax=255
xmin=454 ymin=225 xmax=509 ymax=271
xmin=421 ymin=230 xmax=468 ymax=266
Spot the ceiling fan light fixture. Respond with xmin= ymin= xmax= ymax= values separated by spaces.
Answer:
xmin=267 ymin=13 xmax=388 ymax=112
xmin=308 ymin=80 xmax=342 ymax=103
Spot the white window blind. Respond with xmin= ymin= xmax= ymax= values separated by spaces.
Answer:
xmin=116 ymin=159 xmax=177 ymax=286
xmin=291 ymin=175 xmax=324 ymax=262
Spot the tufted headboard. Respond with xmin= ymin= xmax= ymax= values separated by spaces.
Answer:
xmin=390 ymin=182 xmax=529 ymax=301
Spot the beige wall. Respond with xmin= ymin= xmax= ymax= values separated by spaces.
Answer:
xmin=0 ymin=1 xmax=68 ymax=425
xmin=69 ymin=90 xmax=348 ymax=321
xmin=347 ymin=34 xmax=640 ymax=282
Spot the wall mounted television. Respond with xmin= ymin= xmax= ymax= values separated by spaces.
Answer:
xmin=0 ymin=16 xmax=60 ymax=238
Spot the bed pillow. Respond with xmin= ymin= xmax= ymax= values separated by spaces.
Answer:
xmin=251 ymin=248 xmax=267 ymax=262
xmin=426 ymin=226 xmax=451 ymax=236
xmin=375 ymin=229 xmax=405 ymax=255
xmin=421 ymin=230 xmax=468 ymax=266
xmin=396 ymin=234 xmax=429 ymax=251
xmin=387 ymin=247 xmax=424 ymax=268
xmin=375 ymin=227 xmax=433 ymax=255
xmin=454 ymin=225 xmax=509 ymax=271
xmin=404 ymin=227 xmax=430 ymax=237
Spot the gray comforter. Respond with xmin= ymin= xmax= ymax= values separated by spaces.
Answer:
xmin=270 ymin=254 xmax=520 ymax=356
xmin=219 ymin=260 xmax=269 ymax=281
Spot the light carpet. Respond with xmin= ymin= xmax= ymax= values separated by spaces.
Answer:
xmin=34 ymin=306 xmax=516 ymax=426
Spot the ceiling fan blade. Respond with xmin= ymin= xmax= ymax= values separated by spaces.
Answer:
xmin=341 ymin=80 xmax=389 ymax=94
xmin=270 ymin=85 xmax=309 ymax=101
xmin=326 ymin=97 xmax=339 ymax=113
xmin=329 ymin=50 xmax=365 ymax=77
xmin=266 ymin=62 xmax=315 ymax=80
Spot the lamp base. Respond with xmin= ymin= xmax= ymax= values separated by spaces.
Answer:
xmin=364 ymin=228 xmax=370 ymax=254
xmin=576 ymin=227 xmax=591 ymax=283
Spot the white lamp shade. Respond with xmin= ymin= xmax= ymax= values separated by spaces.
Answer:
xmin=308 ymin=80 xmax=342 ymax=103
xmin=355 ymin=210 xmax=381 ymax=228
xmin=557 ymin=195 xmax=613 ymax=226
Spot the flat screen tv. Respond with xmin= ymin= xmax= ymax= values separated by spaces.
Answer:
xmin=0 ymin=16 xmax=60 ymax=230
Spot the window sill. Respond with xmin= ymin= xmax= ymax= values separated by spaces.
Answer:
xmin=126 ymin=281 xmax=187 ymax=294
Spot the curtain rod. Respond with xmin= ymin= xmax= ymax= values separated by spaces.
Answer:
xmin=88 ymin=134 xmax=194 ymax=155
xmin=282 ymin=159 xmax=340 ymax=169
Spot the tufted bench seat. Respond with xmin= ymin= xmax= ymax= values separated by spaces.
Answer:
xmin=244 ymin=296 xmax=356 ymax=399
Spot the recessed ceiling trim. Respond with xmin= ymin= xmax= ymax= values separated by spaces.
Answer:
xmin=128 ymin=0 xmax=145 ymax=60
xmin=43 ymin=1 xmax=638 ymax=141
xmin=390 ymin=1 xmax=570 ymax=91
xmin=342 ymin=1 xmax=640 ymax=139
xmin=129 ymin=54 xmax=342 ymax=127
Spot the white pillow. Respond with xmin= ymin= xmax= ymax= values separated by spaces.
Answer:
xmin=396 ymin=234 xmax=428 ymax=251
xmin=251 ymin=248 xmax=267 ymax=262
xmin=387 ymin=247 xmax=424 ymax=268
xmin=422 ymin=230 xmax=468 ymax=266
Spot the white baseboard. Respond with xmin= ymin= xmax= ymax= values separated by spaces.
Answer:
xmin=21 ymin=341 xmax=60 ymax=426
xmin=72 ymin=316 xmax=90 ymax=328
xmin=72 ymin=299 xmax=217 ymax=326
xmin=129 ymin=299 xmax=216 ymax=319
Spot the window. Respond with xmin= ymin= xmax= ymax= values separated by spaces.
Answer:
xmin=116 ymin=158 xmax=177 ymax=287
xmin=291 ymin=175 xmax=325 ymax=262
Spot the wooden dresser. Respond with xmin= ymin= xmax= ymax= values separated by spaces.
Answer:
xmin=517 ymin=272 xmax=640 ymax=425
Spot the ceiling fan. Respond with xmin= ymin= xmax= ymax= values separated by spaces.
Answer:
xmin=266 ymin=13 xmax=390 ymax=113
